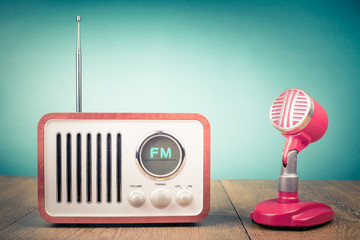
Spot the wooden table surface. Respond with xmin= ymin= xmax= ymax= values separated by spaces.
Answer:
xmin=0 ymin=176 xmax=359 ymax=240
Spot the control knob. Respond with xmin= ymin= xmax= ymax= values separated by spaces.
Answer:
xmin=176 ymin=189 xmax=193 ymax=207
xmin=128 ymin=190 xmax=146 ymax=208
xmin=151 ymin=188 xmax=171 ymax=209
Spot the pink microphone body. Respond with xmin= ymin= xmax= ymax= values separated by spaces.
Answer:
xmin=250 ymin=88 xmax=335 ymax=227
xmin=270 ymin=88 xmax=328 ymax=165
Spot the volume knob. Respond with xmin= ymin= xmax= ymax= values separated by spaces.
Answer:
xmin=151 ymin=188 xmax=171 ymax=209
xmin=128 ymin=190 xmax=146 ymax=208
xmin=176 ymin=189 xmax=193 ymax=207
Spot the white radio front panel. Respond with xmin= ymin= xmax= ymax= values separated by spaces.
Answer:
xmin=43 ymin=119 xmax=204 ymax=217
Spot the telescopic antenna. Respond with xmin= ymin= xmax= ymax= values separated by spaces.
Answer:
xmin=76 ymin=16 xmax=82 ymax=112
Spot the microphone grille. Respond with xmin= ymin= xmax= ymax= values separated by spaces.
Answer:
xmin=270 ymin=88 xmax=313 ymax=133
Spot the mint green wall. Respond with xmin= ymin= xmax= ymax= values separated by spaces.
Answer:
xmin=0 ymin=0 xmax=359 ymax=179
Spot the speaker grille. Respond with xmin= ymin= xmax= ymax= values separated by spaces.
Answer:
xmin=270 ymin=88 xmax=312 ymax=132
xmin=55 ymin=133 xmax=122 ymax=204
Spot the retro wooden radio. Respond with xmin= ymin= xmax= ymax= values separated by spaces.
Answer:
xmin=37 ymin=16 xmax=210 ymax=224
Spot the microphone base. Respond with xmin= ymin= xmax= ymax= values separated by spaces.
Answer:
xmin=250 ymin=198 xmax=335 ymax=227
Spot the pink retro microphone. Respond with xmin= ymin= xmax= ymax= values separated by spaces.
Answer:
xmin=250 ymin=88 xmax=335 ymax=227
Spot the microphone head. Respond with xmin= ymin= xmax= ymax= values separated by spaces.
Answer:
xmin=270 ymin=88 xmax=314 ymax=135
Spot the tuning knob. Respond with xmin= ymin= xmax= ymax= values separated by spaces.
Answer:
xmin=128 ymin=190 xmax=146 ymax=208
xmin=176 ymin=189 xmax=193 ymax=207
xmin=151 ymin=188 xmax=171 ymax=209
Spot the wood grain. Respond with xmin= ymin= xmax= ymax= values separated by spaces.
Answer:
xmin=0 ymin=176 xmax=37 ymax=231
xmin=0 ymin=179 xmax=249 ymax=240
xmin=221 ymin=179 xmax=360 ymax=240
xmin=1 ymin=176 xmax=359 ymax=239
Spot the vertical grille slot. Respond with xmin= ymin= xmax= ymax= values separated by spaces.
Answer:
xmin=55 ymin=131 xmax=122 ymax=205
xmin=76 ymin=134 xmax=82 ymax=203
xmin=86 ymin=134 xmax=92 ymax=203
xmin=107 ymin=134 xmax=112 ymax=203
xmin=56 ymin=133 xmax=62 ymax=203
xmin=97 ymin=133 xmax=102 ymax=203
xmin=117 ymin=134 xmax=122 ymax=203
xmin=66 ymin=133 xmax=72 ymax=203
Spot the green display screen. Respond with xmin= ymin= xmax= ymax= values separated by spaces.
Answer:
xmin=139 ymin=134 xmax=183 ymax=177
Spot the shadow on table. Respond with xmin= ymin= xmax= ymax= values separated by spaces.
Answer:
xmin=49 ymin=213 xmax=239 ymax=229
